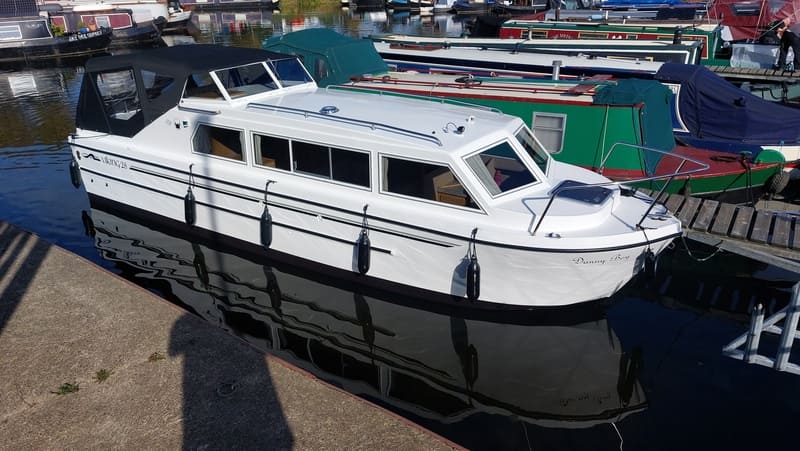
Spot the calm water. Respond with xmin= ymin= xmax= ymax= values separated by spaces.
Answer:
xmin=2 ymin=2 xmax=800 ymax=449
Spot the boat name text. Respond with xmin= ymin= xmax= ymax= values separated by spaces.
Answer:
xmin=572 ymin=254 xmax=631 ymax=265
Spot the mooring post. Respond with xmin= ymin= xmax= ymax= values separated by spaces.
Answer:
xmin=744 ymin=303 xmax=765 ymax=363
xmin=774 ymin=282 xmax=800 ymax=371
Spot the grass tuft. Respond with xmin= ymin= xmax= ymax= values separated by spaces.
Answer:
xmin=52 ymin=382 xmax=80 ymax=395
xmin=94 ymin=369 xmax=112 ymax=383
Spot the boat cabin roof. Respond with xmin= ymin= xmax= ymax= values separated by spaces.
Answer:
xmin=83 ymin=44 xmax=290 ymax=78
xmin=77 ymin=45 xmax=313 ymax=137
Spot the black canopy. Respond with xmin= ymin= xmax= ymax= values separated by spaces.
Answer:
xmin=78 ymin=45 xmax=294 ymax=137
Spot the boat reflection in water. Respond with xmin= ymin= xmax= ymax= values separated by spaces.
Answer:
xmin=85 ymin=202 xmax=647 ymax=442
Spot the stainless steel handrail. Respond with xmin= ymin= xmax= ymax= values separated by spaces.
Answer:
xmin=530 ymin=142 xmax=710 ymax=236
xmin=326 ymin=84 xmax=505 ymax=115
xmin=248 ymin=101 xmax=443 ymax=147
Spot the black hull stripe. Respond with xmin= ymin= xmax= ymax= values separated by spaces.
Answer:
xmin=75 ymin=146 xmax=679 ymax=253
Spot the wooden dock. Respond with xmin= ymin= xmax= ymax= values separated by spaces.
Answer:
xmin=706 ymin=65 xmax=800 ymax=84
xmin=640 ymin=189 xmax=800 ymax=272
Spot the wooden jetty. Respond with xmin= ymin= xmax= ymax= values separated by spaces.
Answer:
xmin=639 ymin=189 xmax=800 ymax=272
xmin=639 ymin=189 xmax=800 ymax=374
xmin=706 ymin=65 xmax=800 ymax=84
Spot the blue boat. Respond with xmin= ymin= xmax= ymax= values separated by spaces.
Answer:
xmin=655 ymin=63 xmax=800 ymax=161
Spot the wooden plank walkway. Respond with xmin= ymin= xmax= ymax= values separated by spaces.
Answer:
xmin=706 ymin=65 xmax=800 ymax=83
xmin=639 ymin=189 xmax=800 ymax=270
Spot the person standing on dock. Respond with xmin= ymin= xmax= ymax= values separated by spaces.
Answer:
xmin=775 ymin=17 xmax=800 ymax=71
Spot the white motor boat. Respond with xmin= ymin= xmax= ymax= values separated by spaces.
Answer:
xmin=69 ymin=44 xmax=682 ymax=308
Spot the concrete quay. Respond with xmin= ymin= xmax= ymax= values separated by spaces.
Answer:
xmin=0 ymin=222 xmax=460 ymax=450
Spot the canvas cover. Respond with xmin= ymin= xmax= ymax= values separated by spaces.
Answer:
xmin=77 ymin=45 xmax=295 ymax=137
xmin=654 ymin=62 xmax=800 ymax=146
xmin=592 ymin=78 xmax=676 ymax=171
xmin=263 ymin=28 xmax=388 ymax=87
xmin=708 ymin=0 xmax=800 ymax=42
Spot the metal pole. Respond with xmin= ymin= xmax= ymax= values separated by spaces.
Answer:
xmin=774 ymin=282 xmax=800 ymax=371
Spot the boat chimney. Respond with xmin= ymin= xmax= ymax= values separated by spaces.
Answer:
xmin=551 ymin=60 xmax=562 ymax=80
xmin=673 ymin=27 xmax=683 ymax=45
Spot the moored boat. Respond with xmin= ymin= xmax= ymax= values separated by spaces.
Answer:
xmin=369 ymin=33 xmax=705 ymax=65
xmin=69 ymin=44 xmax=685 ymax=308
xmin=0 ymin=0 xmax=112 ymax=66
xmin=655 ymin=62 xmax=800 ymax=161
xmin=498 ymin=19 xmax=730 ymax=66
xmin=44 ymin=2 xmax=165 ymax=48
xmin=371 ymin=39 xmax=665 ymax=79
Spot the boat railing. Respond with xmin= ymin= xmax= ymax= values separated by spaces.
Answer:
xmin=327 ymin=83 xmax=506 ymax=115
xmin=529 ymin=142 xmax=710 ymax=235
xmin=247 ymin=101 xmax=443 ymax=147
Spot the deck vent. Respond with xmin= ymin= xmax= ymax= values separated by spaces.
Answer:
xmin=320 ymin=105 xmax=339 ymax=115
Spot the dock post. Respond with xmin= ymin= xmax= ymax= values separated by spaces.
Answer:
xmin=744 ymin=304 xmax=764 ymax=363
xmin=774 ymin=283 xmax=800 ymax=371
xmin=723 ymin=281 xmax=800 ymax=375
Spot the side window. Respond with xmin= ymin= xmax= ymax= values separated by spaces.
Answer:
xmin=293 ymin=141 xmax=329 ymax=177
xmin=193 ymin=125 xmax=244 ymax=162
xmin=381 ymin=157 xmax=477 ymax=209
xmin=268 ymin=58 xmax=314 ymax=87
xmin=331 ymin=148 xmax=369 ymax=187
xmin=531 ymin=113 xmax=566 ymax=154
xmin=96 ymin=69 xmax=141 ymax=121
xmin=291 ymin=141 xmax=370 ymax=188
xmin=0 ymin=25 xmax=22 ymax=40
xmin=141 ymin=70 xmax=176 ymax=101
xmin=253 ymin=134 xmax=290 ymax=170
xmin=184 ymin=72 xmax=223 ymax=99
xmin=465 ymin=141 xmax=537 ymax=196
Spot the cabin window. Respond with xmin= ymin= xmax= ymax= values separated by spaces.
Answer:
xmin=0 ymin=25 xmax=22 ymax=40
xmin=92 ymin=15 xmax=111 ymax=29
xmin=193 ymin=125 xmax=245 ymax=162
xmin=465 ymin=141 xmax=537 ymax=196
xmin=312 ymin=57 xmax=329 ymax=82
xmin=19 ymin=20 xmax=50 ymax=39
xmin=253 ymin=134 xmax=291 ymax=170
xmin=531 ymin=113 xmax=565 ymax=155
xmin=268 ymin=58 xmax=314 ymax=87
xmin=184 ymin=72 xmax=223 ymax=99
xmin=292 ymin=141 xmax=370 ymax=188
xmin=515 ymin=127 xmax=550 ymax=174
xmin=96 ymin=69 xmax=142 ymax=122
xmin=381 ymin=157 xmax=477 ymax=209
xmin=141 ymin=70 xmax=176 ymax=101
xmin=214 ymin=63 xmax=278 ymax=98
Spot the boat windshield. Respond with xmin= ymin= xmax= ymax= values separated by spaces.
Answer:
xmin=514 ymin=127 xmax=549 ymax=174
xmin=213 ymin=63 xmax=280 ymax=98
xmin=212 ymin=59 xmax=313 ymax=99
xmin=267 ymin=58 xmax=314 ymax=87
xmin=465 ymin=140 xmax=538 ymax=197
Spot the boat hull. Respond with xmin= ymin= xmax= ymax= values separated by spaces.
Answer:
xmin=0 ymin=28 xmax=112 ymax=64
xmin=71 ymin=142 xmax=677 ymax=308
